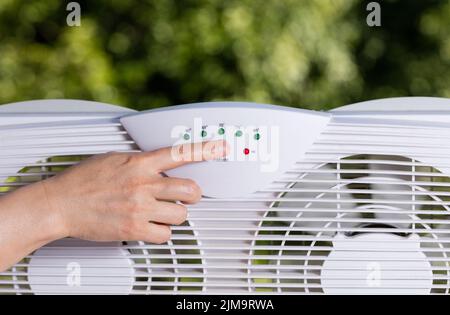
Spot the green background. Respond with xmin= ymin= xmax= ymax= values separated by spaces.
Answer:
xmin=0 ymin=0 xmax=448 ymax=111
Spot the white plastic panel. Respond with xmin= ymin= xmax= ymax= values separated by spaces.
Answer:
xmin=120 ymin=102 xmax=330 ymax=198
xmin=0 ymin=99 xmax=134 ymax=113
xmin=322 ymin=234 xmax=433 ymax=294
xmin=331 ymin=97 xmax=450 ymax=123
xmin=1 ymin=98 xmax=450 ymax=295
xmin=28 ymin=240 xmax=135 ymax=295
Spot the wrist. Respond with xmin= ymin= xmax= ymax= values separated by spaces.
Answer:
xmin=0 ymin=178 xmax=69 ymax=271
xmin=38 ymin=179 xmax=70 ymax=240
xmin=3 ymin=180 xmax=70 ymax=244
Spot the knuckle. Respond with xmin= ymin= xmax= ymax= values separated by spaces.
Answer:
xmin=123 ymin=154 xmax=146 ymax=168
xmin=124 ymin=193 xmax=142 ymax=213
xmin=174 ymin=205 xmax=188 ymax=225
xmin=183 ymin=179 xmax=202 ymax=202
xmin=119 ymin=218 xmax=139 ymax=240
xmin=123 ymin=183 xmax=146 ymax=202
xmin=151 ymin=226 xmax=171 ymax=244
xmin=153 ymin=179 xmax=167 ymax=194
xmin=146 ymin=225 xmax=172 ymax=244
xmin=125 ymin=175 xmax=144 ymax=188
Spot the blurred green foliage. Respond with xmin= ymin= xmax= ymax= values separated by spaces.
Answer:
xmin=0 ymin=0 xmax=448 ymax=110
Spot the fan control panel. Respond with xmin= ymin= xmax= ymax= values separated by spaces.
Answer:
xmin=177 ymin=123 xmax=264 ymax=158
xmin=120 ymin=102 xmax=330 ymax=198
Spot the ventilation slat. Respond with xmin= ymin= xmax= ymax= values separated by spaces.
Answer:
xmin=0 ymin=141 xmax=135 ymax=151
xmin=307 ymin=150 xmax=450 ymax=159
xmin=328 ymin=121 xmax=450 ymax=130
xmin=5 ymin=271 xmax=450 ymax=281
xmin=0 ymin=122 xmax=122 ymax=131
xmin=2 ymin=131 xmax=128 ymax=140
xmin=186 ymin=217 xmax=450 ymax=225
xmin=2 ymin=281 xmax=450 ymax=290
xmin=10 ymin=263 xmax=450 ymax=271
xmin=260 ymin=188 xmax=450 ymax=197
xmin=18 ymin=254 xmax=450 ymax=263
xmin=199 ymin=197 xmax=450 ymax=206
xmin=0 ymin=289 xmax=445 ymax=295
xmin=316 ymin=140 xmax=450 ymax=150
xmin=172 ymin=227 xmax=450 ymax=234
xmin=7 ymin=244 xmax=450 ymax=253
xmin=274 ymin=179 xmax=450 ymax=187
xmin=322 ymin=130 xmax=450 ymax=139
xmin=286 ymin=169 xmax=449 ymax=178
xmin=160 ymin=235 xmax=450 ymax=242
xmin=0 ymin=161 xmax=79 ymax=168
xmin=297 ymin=159 xmax=450 ymax=168
xmin=0 ymin=149 xmax=139 ymax=160
xmin=188 ymin=207 xmax=450 ymax=215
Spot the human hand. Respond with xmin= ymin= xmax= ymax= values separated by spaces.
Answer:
xmin=41 ymin=140 xmax=228 ymax=243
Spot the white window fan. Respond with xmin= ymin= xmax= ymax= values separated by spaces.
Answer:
xmin=1 ymin=97 xmax=450 ymax=295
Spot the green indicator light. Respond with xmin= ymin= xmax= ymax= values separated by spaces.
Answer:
xmin=218 ymin=128 xmax=225 ymax=135
xmin=235 ymin=130 xmax=243 ymax=137
xmin=201 ymin=130 xmax=207 ymax=137
xmin=254 ymin=133 xmax=261 ymax=140
xmin=183 ymin=133 xmax=190 ymax=140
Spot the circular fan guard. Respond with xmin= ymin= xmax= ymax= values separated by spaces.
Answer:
xmin=250 ymin=155 xmax=450 ymax=294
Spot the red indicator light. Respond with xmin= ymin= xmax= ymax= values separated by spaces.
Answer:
xmin=243 ymin=148 xmax=250 ymax=155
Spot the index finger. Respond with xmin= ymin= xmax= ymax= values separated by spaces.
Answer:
xmin=147 ymin=140 xmax=229 ymax=172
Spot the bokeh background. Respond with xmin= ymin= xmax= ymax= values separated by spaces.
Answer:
xmin=0 ymin=0 xmax=448 ymax=110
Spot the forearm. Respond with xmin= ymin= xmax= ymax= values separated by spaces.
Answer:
xmin=0 ymin=182 xmax=66 ymax=271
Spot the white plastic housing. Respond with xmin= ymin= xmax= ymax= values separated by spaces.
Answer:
xmin=321 ymin=234 xmax=433 ymax=294
xmin=0 ymin=97 xmax=450 ymax=295
xmin=120 ymin=102 xmax=330 ymax=198
xmin=28 ymin=240 xmax=135 ymax=295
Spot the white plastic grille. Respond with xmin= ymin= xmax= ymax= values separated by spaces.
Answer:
xmin=246 ymin=155 xmax=450 ymax=294
xmin=2 ymin=119 xmax=450 ymax=294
